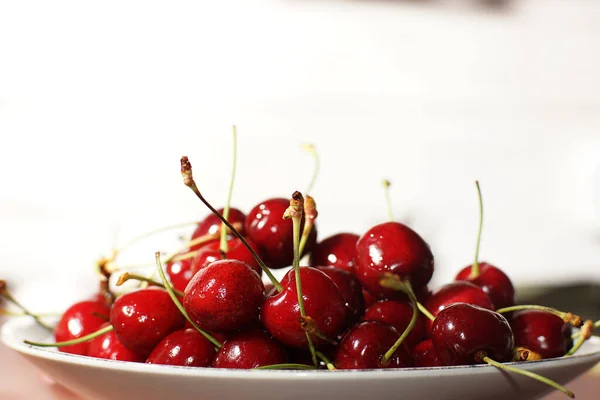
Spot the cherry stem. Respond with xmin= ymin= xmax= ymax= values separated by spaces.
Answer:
xmin=572 ymin=319 xmax=600 ymax=338
xmin=298 ymin=195 xmax=317 ymax=257
xmin=471 ymin=180 xmax=483 ymax=278
xmin=512 ymin=347 xmax=542 ymax=362
xmin=417 ymin=302 xmax=436 ymax=322
xmin=382 ymin=179 xmax=394 ymax=222
xmin=0 ymin=281 xmax=53 ymax=332
xmin=116 ymin=272 xmax=185 ymax=297
xmin=302 ymin=144 xmax=319 ymax=195
xmin=496 ymin=305 xmax=582 ymax=327
xmin=285 ymin=191 xmax=318 ymax=367
xmin=154 ymin=252 xmax=222 ymax=349
xmin=379 ymin=275 xmax=418 ymax=365
xmin=180 ymin=156 xmax=283 ymax=293
xmin=316 ymin=350 xmax=336 ymax=370
xmin=566 ymin=320 xmax=594 ymax=356
xmin=114 ymin=220 xmax=206 ymax=254
xmin=254 ymin=363 xmax=317 ymax=370
xmin=24 ymin=325 xmax=114 ymax=348
xmin=0 ymin=310 xmax=61 ymax=317
xmin=481 ymin=355 xmax=574 ymax=398
xmin=219 ymin=125 xmax=238 ymax=255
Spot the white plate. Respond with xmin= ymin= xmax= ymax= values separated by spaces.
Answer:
xmin=2 ymin=317 xmax=599 ymax=400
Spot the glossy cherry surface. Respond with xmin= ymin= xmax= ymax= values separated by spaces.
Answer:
xmin=110 ymin=287 xmax=185 ymax=356
xmin=431 ymin=303 xmax=514 ymax=366
xmin=316 ymin=266 xmax=365 ymax=327
xmin=245 ymin=198 xmax=317 ymax=269
xmin=511 ymin=310 xmax=573 ymax=359
xmin=261 ymin=267 xmax=346 ymax=348
xmin=190 ymin=237 xmax=263 ymax=277
xmin=412 ymin=339 xmax=443 ymax=367
xmin=455 ymin=262 xmax=515 ymax=310
xmin=211 ymin=330 xmax=287 ymax=369
xmin=54 ymin=299 xmax=110 ymax=356
xmin=87 ymin=322 xmax=145 ymax=362
xmin=166 ymin=258 xmax=194 ymax=293
xmin=309 ymin=233 xmax=359 ymax=274
xmin=334 ymin=321 xmax=412 ymax=369
xmin=363 ymin=300 xmax=425 ymax=349
xmin=184 ymin=259 xmax=265 ymax=333
xmin=146 ymin=328 xmax=216 ymax=367
xmin=355 ymin=222 xmax=434 ymax=298
xmin=191 ymin=207 xmax=246 ymax=246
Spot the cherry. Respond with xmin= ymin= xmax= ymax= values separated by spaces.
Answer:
xmin=362 ymin=289 xmax=377 ymax=308
xmin=455 ymin=263 xmax=515 ymax=311
xmin=146 ymin=328 xmax=216 ymax=367
xmin=334 ymin=321 xmax=412 ymax=369
xmin=431 ymin=303 xmax=513 ymax=366
xmin=363 ymin=300 xmax=425 ymax=349
xmin=245 ymin=198 xmax=317 ymax=269
xmin=192 ymin=208 xmax=246 ymax=242
xmin=190 ymin=237 xmax=263 ymax=277
xmin=211 ymin=330 xmax=288 ymax=369
xmin=166 ymin=258 xmax=194 ymax=293
xmin=309 ymin=233 xmax=359 ymax=274
xmin=261 ymin=266 xmax=346 ymax=348
xmin=424 ymin=281 xmax=494 ymax=333
xmin=87 ymin=322 xmax=145 ymax=362
xmin=412 ymin=339 xmax=443 ymax=367
xmin=355 ymin=221 xmax=434 ymax=298
xmin=110 ymin=287 xmax=185 ymax=356
xmin=54 ymin=299 xmax=111 ymax=356
xmin=183 ymin=259 xmax=265 ymax=332
xmin=316 ymin=266 xmax=365 ymax=327
xmin=510 ymin=310 xmax=573 ymax=359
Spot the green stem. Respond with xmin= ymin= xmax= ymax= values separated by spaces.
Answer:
xmin=496 ymin=305 xmax=581 ymax=327
xmin=471 ymin=180 xmax=483 ymax=278
xmin=567 ymin=320 xmax=594 ymax=356
xmin=0 ymin=290 xmax=53 ymax=332
xmin=115 ymin=220 xmax=204 ymax=253
xmin=316 ymin=350 xmax=336 ymax=370
xmin=482 ymin=356 xmax=574 ymax=398
xmin=572 ymin=319 xmax=600 ymax=338
xmin=25 ymin=325 xmax=113 ymax=348
xmin=382 ymin=179 xmax=394 ymax=222
xmin=302 ymin=144 xmax=319 ymax=195
xmin=116 ymin=272 xmax=184 ymax=297
xmin=254 ymin=363 xmax=317 ymax=370
xmin=418 ymin=302 xmax=436 ymax=322
xmin=155 ymin=252 xmax=222 ymax=349
xmin=219 ymin=126 xmax=238 ymax=254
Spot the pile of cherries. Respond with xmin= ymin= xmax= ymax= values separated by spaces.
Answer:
xmin=6 ymin=152 xmax=596 ymax=400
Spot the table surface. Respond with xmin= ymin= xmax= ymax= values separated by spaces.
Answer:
xmin=1 ymin=340 xmax=599 ymax=400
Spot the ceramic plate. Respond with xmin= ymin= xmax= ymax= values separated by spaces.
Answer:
xmin=2 ymin=317 xmax=599 ymax=400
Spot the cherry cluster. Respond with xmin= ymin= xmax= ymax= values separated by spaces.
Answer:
xmin=5 ymin=143 xmax=595 ymax=399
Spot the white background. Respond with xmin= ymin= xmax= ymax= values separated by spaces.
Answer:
xmin=1 ymin=0 xmax=599 ymax=311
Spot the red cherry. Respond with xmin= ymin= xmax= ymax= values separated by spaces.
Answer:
xmin=510 ymin=310 xmax=573 ymax=359
xmin=261 ymin=267 xmax=346 ymax=348
xmin=431 ymin=303 xmax=514 ymax=366
xmin=211 ymin=330 xmax=288 ymax=369
xmin=245 ymin=198 xmax=317 ymax=269
xmin=54 ymin=299 xmax=110 ymax=355
xmin=355 ymin=222 xmax=434 ymax=298
xmin=334 ymin=321 xmax=412 ymax=369
xmin=412 ymin=339 xmax=443 ymax=367
xmin=455 ymin=262 xmax=515 ymax=310
xmin=87 ymin=322 xmax=145 ymax=362
xmin=191 ymin=207 xmax=246 ymax=247
xmin=166 ymin=258 xmax=194 ymax=293
xmin=362 ymin=290 xmax=377 ymax=308
xmin=190 ymin=238 xmax=263 ymax=277
xmin=183 ymin=259 xmax=265 ymax=333
xmin=309 ymin=233 xmax=359 ymax=274
xmin=424 ymin=281 xmax=494 ymax=334
xmin=363 ymin=300 xmax=425 ymax=349
xmin=146 ymin=328 xmax=216 ymax=367
xmin=316 ymin=266 xmax=365 ymax=327
xmin=110 ymin=287 xmax=185 ymax=356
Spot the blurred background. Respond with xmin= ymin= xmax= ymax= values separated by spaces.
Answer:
xmin=0 ymin=0 xmax=599 ymax=314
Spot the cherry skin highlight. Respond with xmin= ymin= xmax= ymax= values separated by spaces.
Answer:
xmin=166 ymin=258 xmax=194 ymax=293
xmin=146 ymin=328 xmax=216 ymax=367
xmin=355 ymin=221 xmax=434 ymax=298
xmin=310 ymin=233 xmax=359 ymax=274
xmin=211 ymin=330 xmax=288 ymax=369
xmin=363 ymin=300 xmax=425 ymax=349
xmin=455 ymin=262 xmax=515 ymax=310
xmin=261 ymin=267 xmax=346 ymax=348
xmin=431 ymin=303 xmax=514 ymax=366
xmin=184 ymin=259 xmax=265 ymax=333
xmin=334 ymin=321 xmax=412 ymax=369
xmin=87 ymin=322 xmax=145 ymax=362
xmin=316 ymin=266 xmax=365 ymax=327
xmin=245 ymin=198 xmax=317 ymax=269
xmin=54 ymin=299 xmax=110 ymax=356
xmin=192 ymin=207 xmax=246 ymax=244
xmin=110 ymin=287 xmax=185 ymax=356
xmin=511 ymin=310 xmax=573 ymax=359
